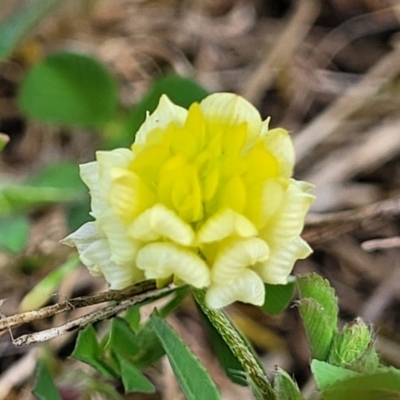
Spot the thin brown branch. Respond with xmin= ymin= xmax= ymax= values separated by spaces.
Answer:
xmin=0 ymin=280 xmax=162 ymax=334
xmin=13 ymin=285 xmax=173 ymax=346
xmin=303 ymin=195 xmax=400 ymax=245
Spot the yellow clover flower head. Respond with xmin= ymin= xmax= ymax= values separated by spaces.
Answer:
xmin=63 ymin=93 xmax=315 ymax=308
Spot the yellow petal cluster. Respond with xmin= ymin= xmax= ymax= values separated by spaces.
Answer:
xmin=63 ymin=93 xmax=314 ymax=308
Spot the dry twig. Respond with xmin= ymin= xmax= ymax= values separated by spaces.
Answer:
xmin=0 ymin=280 xmax=174 ymax=346
xmin=303 ymin=195 xmax=400 ymax=245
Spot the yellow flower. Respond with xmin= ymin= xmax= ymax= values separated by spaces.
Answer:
xmin=63 ymin=93 xmax=314 ymax=308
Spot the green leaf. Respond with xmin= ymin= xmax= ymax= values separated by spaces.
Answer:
xmin=27 ymin=161 xmax=85 ymax=191
xmin=0 ymin=214 xmax=29 ymax=253
xmin=157 ymin=286 xmax=189 ymax=318
xmin=311 ymin=360 xmax=359 ymax=391
xmin=0 ymin=184 xmax=79 ymax=214
xmin=132 ymin=321 xmax=165 ymax=369
xmin=18 ymin=52 xmax=117 ymax=128
xmin=19 ymin=257 xmax=79 ymax=311
xmin=116 ymin=355 xmax=155 ymax=393
xmin=122 ymin=75 xmax=208 ymax=142
xmin=262 ymin=277 xmax=296 ymax=315
xmin=72 ymin=325 xmax=116 ymax=378
xmin=150 ymin=314 xmax=221 ymax=400
xmin=318 ymin=367 xmax=400 ymax=400
xmin=123 ymin=304 xmax=142 ymax=332
xmin=120 ymin=288 xmax=184 ymax=369
xmin=328 ymin=318 xmax=380 ymax=372
xmin=297 ymin=274 xmax=338 ymax=360
xmin=107 ymin=317 xmax=140 ymax=357
xmin=32 ymin=360 xmax=62 ymax=400
xmin=274 ymin=368 xmax=304 ymax=400
xmin=66 ymin=200 xmax=91 ymax=231
xmin=196 ymin=300 xmax=246 ymax=386
xmin=0 ymin=0 xmax=61 ymax=61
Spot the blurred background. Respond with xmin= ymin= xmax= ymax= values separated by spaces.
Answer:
xmin=1 ymin=0 xmax=400 ymax=399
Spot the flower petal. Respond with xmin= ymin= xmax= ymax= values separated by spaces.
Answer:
xmin=259 ymin=178 xmax=287 ymax=226
xmin=261 ymin=179 xmax=314 ymax=246
xmin=136 ymin=242 xmax=210 ymax=288
xmin=197 ymin=208 xmax=257 ymax=243
xmin=80 ymin=149 xmax=133 ymax=218
xmin=62 ymin=222 xmax=104 ymax=276
xmin=200 ymin=93 xmax=262 ymax=143
xmin=261 ymin=126 xmax=295 ymax=178
xmin=206 ymin=269 xmax=265 ymax=308
xmin=212 ymin=237 xmax=269 ymax=284
xmin=62 ymin=222 xmax=143 ymax=288
xmin=97 ymin=209 xmax=141 ymax=265
xmin=97 ymin=148 xmax=134 ymax=193
xmin=134 ymin=95 xmax=187 ymax=145
xmin=110 ymin=168 xmax=156 ymax=223
xmin=253 ymin=236 xmax=312 ymax=284
xmin=129 ymin=204 xmax=195 ymax=246
xmin=80 ymin=162 xmax=108 ymax=217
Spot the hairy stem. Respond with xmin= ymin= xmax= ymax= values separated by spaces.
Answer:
xmin=192 ymin=288 xmax=275 ymax=400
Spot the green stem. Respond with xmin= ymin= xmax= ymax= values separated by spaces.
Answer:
xmin=192 ymin=288 xmax=276 ymax=400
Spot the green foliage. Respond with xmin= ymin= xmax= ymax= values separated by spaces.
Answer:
xmin=0 ymin=0 xmax=61 ymax=62
xmin=150 ymin=313 xmax=221 ymax=400
xmin=131 ymin=319 xmax=166 ymax=369
xmin=328 ymin=318 xmax=379 ymax=372
xmin=27 ymin=161 xmax=85 ymax=191
xmin=273 ymin=368 xmax=304 ymax=400
xmin=33 ymin=360 xmax=62 ymax=400
xmin=117 ymin=355 xmax=155 ymax=393
xmin=19 ymin=257 xmax=80 ymax=311
xmin=0 ymin=162 xmax=85 ymax=216
xmin=71 ymin=286 xmax=190 ymax=394
xmin=72 ymin=324 xmax=116 ymax=378
xmin=0 ymin=183 xmax=79 ymax=215
xmin=311 ymin=360 xmax=359 ymax=390
xmin=312 ymin=361 xmax=400 ymax=400
xmin=262 ymin=277 xmax=297 ymax=315
xmin=0 ymin=214 xmax=29 ymax=253
xmin=18 ymin=52 xmax=118 ymax=128
xmin=107 ymin=317 xmax=140 ymax=355
xmin=297 ymin=274 xmax=338 ymax=360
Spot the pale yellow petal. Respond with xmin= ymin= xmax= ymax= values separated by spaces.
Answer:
xmin=135 ymin=95 xmax=188 ymax=145
xmin=81 ymin=239 xmax=141 ymax=289
xmin=197 ymin=208 xmax=257 ymax=244
xmin=62 ymin=222 xmax=104 ymax=276
xmin=136 ymin=242 xmax=210 ymax=288
xmin=253 ymin=236 xmax=312 ymax=284
xmin=212 ymin=238 xmax=269 ymax=284
xmin=200 ymin=93 xmax=262 ymax=143
xmin=96 ymin=148 xmax=133 ymax=169
xmin=79 ymin=161 xmax=98 ymax=191
xmin=96 ymin=148 xmax=133 ymax=189
xmin=206 ymin=269 xmax=265 ymax=308
xmin=128 ymin=204 xmax=195 ymax=246
xmin=259 ymin=178 xmax=287 ymax=227
xmin=261 ymin=179 xmax=315 ymax=246
xmin=110 ymin=168 xmax=156 ymax=223
xmin=79 ymin=162 xmax=106 ymax=217
xmin=261 ymin=126 xmax=295 ymax=178
xmin=62 ymin=222 xmax=143 ymax=288
xmin=97 ymin=209 xmax=141 ymax=265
